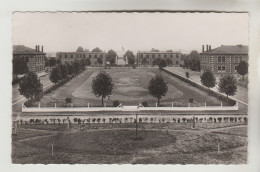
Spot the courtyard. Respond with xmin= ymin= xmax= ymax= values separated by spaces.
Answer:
xmin=31 ymin=68 xmax=230 ymax=108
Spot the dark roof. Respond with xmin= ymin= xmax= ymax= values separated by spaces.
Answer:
xmin=201 ymin=45 xmax=248 ymax=55
xmin=138 ymin=51 xmax=182 ymax=54
xmin=13 ymin=45 xmax=45 ymax=55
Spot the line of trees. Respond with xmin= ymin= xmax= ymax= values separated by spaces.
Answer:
xmin=183 ymin=50 xmax=200 ymax=71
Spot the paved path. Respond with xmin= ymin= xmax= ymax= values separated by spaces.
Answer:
xmin=165 ymin=67 xmax=248 ymax=105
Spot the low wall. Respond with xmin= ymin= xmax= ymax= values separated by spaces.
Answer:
xmin=161 ymin=68 xmax=237 ymax=105
xmin=22 ymin=103 xmax=238 ymax=113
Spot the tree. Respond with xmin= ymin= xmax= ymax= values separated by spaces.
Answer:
xmin=200 ymin=70 xmax=216 ymax=90
xmin=153 ymin=58 xmax=160 ymax=66
xmin=148 ymin=75 xmax=168 ymax=106
xmin=141 ymin=57 xmax=147 ymax=66
xmin=97 ymin=57 xmax=103 ymax=66
xmin=73 ymin=61 xmax=81 ymax=73
xmin=165 ymin=58 xmax=172 ymax=66
xmin=185 ymin=71 xmax=189 ymax=80
xmin=49 ymin=57 xmax=57 ymax=67
xmin=91 ymin=71 xmax=114 ymax=106
xmin=236 ymin=61 xmax=248 ymax=80
xmin=59 ymin=64 xmax=68 ymax=81
xmin=91 ymin=47 xmax=102 ymax=52
xmin=124 ymin=50 xmax=135 ymax=66
xmin=13 ymin=57 xmax=28 ymax=75
xmin=67 ymin=63 xmax=75 ymax=75
xmin=49 ymin=66 xmax=62 ymax=84
xmin=158 ymin=59 xmax=166 ymax=69
xmin=19 ymin=72 xmax=43 ymax=100
xmin=106 ymin=49 xmax=117 ymax=65
xmin=85 ymin=58 xmax=91 ymax=66
xmin=76 ymin=46 xmax=84 ymax=52
xmin=218 ymin=74 xmax=237 ymax=99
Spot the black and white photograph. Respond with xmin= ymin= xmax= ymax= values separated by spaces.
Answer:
xmin=10 ymin=11 xmax=251 ymax=164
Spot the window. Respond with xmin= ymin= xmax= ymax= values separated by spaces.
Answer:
xmin=95 ymin=55 xmax=97 ymax=58
xmin=234 ymin=65 xmax=238 ymax=71
xmin=176 ymin=61 xmax=179 ymax=65
xmin=222 ymin=65 xmax=225 ymax=71
xmin=83 ymin=55 xmax=86 ymax=58
xmin=71 ymin=55 xmax=73 ymax=58
xmin=222 ymin=56 xmax=225 ymax=62
xmin=218 ymin=66 xmax=221 ymax=70
xmin=170 ymin=54 xmax=173 ymax=58
xmin=218 ymin=65 xmax=226 ymax=72
xmin=65 ymin=55 xmax=67 ymax=58
xmin=152 ymin=54 xmax=155 ymax=58
xmin=218 ymin=56 xmax=221 ymax=62
xmin=176 ymin=54 xmax=179 ymax=58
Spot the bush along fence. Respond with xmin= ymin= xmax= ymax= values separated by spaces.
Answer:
xmin=161 ymin=68 xmax=237 ymax=106
xmin=15 ymin=114 xmax=248 ymax=125
xmin=22 ymin=102 xmax=238 ymax=113
xmin=24 ymin=69 xmax=86 ymax=107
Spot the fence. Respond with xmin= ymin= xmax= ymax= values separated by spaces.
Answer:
xmin=22 ymin=102 xmax=238 ymax=113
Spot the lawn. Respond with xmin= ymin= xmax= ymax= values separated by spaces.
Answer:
xmin=33 ymin=68 xmax=228 ymax=107
xmin=12 ymin=124 xmax=247 ymax=164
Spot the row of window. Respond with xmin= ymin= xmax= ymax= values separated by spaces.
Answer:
xmin=35 ymin=65 xmax=44 ymax=72
xmin=24 ymin=56 xmax=44 ymax=63
xmin=138 ymin=54 xmax=181 ymax=58
xmin=60 ymin=54 xmax=104 ymax=59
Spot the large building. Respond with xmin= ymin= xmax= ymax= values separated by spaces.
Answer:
xmin=13 ymin=45 xmax=45 ymax=73
xmin=136 ymin=51 xmax=183 ymax=67
xmin=56 ymin=51 xmax=107 ymax=66
xmin=200 ymin=45 xmax=248 ymax=75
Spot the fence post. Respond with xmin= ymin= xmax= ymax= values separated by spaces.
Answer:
xmin=39 ymin=103 xmax=40 ymax=108
xmin=156 ymin=102 xmax=157 ymax=107
xmin=221 ymin=102 xmax=222 ymax=107
xmin=55 ymin=103 xmax=56 ymax=108
xmin=172 ymin=102 xmax=173 ymax=107
xmin=88 ymin=103 xmax=89 ymax=108
xmin=205 ymin=102 xmax=206 ymax=107
xmin=105 ymin=103 xmax=106 ymax=107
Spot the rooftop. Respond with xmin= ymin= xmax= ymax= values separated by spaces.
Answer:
xmin=201 ymin=45 xmax=248 ymax=55
xmin=138 ymin=51 xmax=182 ymax=54
xmin=13 ymin=45 xmax=45 ymax=55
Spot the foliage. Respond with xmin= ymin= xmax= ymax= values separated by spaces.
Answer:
xmin=148 ymin=75 xmax=168 ymax=105
xmin=218 ymin=74 xmax=237 ymax=99
xmin=67 ymin=63 xmax=75 ymax=75
xmin=65 ymin=97 xmax=72 ymax=104
xmin=97 ymin=57 xmax=103 ymax=65
xmin=141 ymin=101 xmax=148 ymax=107
xmin=59 ymin=64 xmax=69 ymax=81
xmin=73 ymin=60 xmax=81 ymax=73
xmin=85 ymin=58 xmax=91 ymax=66
xmin=165 ymin=58 xmax=172 ymax=66
xmin=19 ymin=72 xmax=43 ymax=100
xmin=113 ymin=100 xmax=120 ymax=107
xmin=13 ymin=57 xmax=28 ymax=75
xmin=152 ymin=58 xmax=160 ymax=66
xmin=76 ymin=46 xmax=84 ymax=52
xmin=49 ymin=57 xmax=57 ymax=67
xmin=92 ymin=71 xmax=114 ymax=106
xmin=158 ymin=59 xmax=167 ymax=69
xmin=200 ymin=70 xmax=216 ymax=90
xmin=106 ymin=49 xmax=117 ymax=65
xmin=141 ymin=57 xmax=147 ymax=66
xmin=124 ymin=50 xmax=135 ymax=66
xmin=183 ymin=50 xmax=200 ymax=71
xmin=49 ymin=66 xmax=62 ymax=84
xmin=236 ymin=61 xmax=248 ymax=80
xmin=185 ymin=71 xmax=189 ymax=79
xmin=91 ymin=47 xmax=103 ymax=52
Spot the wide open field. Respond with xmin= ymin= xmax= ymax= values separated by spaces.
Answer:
xmin=12 ymin=123 xmax=247 ymax=164
xmin=36 ymin=68 xmax=228 ymax=107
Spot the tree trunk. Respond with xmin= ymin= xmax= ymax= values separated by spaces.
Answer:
xmin=158 ymin=97 xmax=160 ymax=107
xmin=242 ymin=75 xmax=244 ymax=81
xmin=101 ymin=96 xmax=104 ymax=107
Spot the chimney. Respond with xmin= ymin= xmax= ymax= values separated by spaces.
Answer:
xmin=206 ymin=45 xmax=209 ymax=52
xmin=202 ymin=45 xmax=204 ymax=52
xmin=209 ymin=45 xmax=211 ymax=51
xmin=35 ymin=45 xmax=37 ymax=51
xmin=38 ymin=45 xmax=40 ymax=52
xmin=41 ymin=45 xmax=43 ymax=52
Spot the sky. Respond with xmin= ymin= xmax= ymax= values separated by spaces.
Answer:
xmin=12 ymin=12 xmax=249 ymax=54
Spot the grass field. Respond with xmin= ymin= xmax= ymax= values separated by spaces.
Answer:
xmin=12 ymin=123 xmax=247 ymax=164
xmin=33 ymin=68 xmax=228 ymax=107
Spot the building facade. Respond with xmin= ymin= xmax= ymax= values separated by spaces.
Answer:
xmin=13 ymin=45 xmax=45 ymax=73
xmin=200 ymin=45 xmax=248 ymax=75
xmin=56 ymin=52 xmax=107 ymax=66
xmin=136 ymin=51 xmax=183 ymax=67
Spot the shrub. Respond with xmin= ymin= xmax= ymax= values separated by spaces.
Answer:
xmin=113 ymin=100 xmax=120 ymax=107
xmin=189 ymin=97 xmax=193 ymax=103
xmin=65 ymin=97 xmax=72 ymax=104
xmin=141 ymin=101 xmax=148 ymax=107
